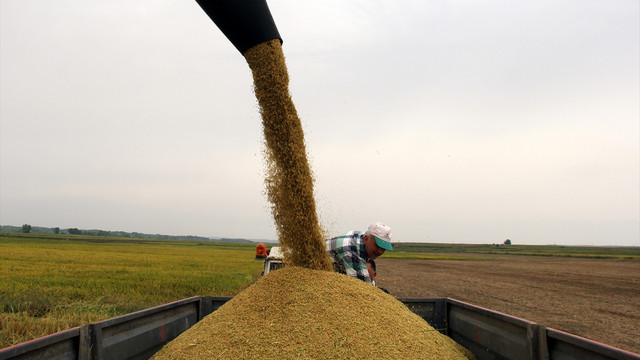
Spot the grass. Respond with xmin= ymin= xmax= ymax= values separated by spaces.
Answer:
xmin=0 ymin=233 xmax=263 ymax=348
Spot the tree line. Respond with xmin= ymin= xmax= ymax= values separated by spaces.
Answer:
xmin=1 ymin=224 xmax=256 ymax=243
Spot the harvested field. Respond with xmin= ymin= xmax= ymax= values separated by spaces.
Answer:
xmin=375 ymin=255 xmax=640 ymax=354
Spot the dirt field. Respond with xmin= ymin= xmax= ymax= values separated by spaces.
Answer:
xmin=375 ymin=255 xmax=640 ymax=354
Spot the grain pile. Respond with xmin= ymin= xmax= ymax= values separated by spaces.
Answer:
xmin=243 ymin=39 xmax=331 ymax=271
xmin=151 ymin=266 xmax=475 ymax=360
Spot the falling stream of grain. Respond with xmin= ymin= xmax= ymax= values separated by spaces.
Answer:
xmin=243 ymin=39 xmax=331 ymax=271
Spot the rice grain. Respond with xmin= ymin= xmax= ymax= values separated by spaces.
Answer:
xmin=151 ymin=267 xmax=475 ymax=360
xmin=243 ymin=39 xmax=331 ymax=271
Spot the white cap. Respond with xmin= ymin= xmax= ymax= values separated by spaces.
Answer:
xmin=368 ymin=222 xmax=393 ymax=251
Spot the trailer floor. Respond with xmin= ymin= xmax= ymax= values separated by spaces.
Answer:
xmin=376 ymin=255 xmax=640 ymax=355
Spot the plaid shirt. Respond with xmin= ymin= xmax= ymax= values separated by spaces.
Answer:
xmin=325 ymin=231 xmax=372 ymax=284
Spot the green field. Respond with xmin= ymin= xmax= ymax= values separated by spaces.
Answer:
xmin=1 ymin=233 xmax=638 ymax=348
xmin=0 ymin=233 xmax=263 ymax=348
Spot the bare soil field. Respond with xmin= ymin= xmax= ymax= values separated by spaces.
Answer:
xmin=375 ymin=255 xmax=640 ymax=354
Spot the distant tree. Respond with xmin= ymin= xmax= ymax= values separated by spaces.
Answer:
xmin=54 ymin=227 xmax=60 ymax=234
xmin=68 ymin=228 xmax=82 ymax=235
xmin=21 ymin=224 xmax=31 ymax=233
xmin=504 ymin=239 xmax=512 ymax=245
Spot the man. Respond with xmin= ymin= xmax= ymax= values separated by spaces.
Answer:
xmin=325 ymin=222 xmax=393 ymax=284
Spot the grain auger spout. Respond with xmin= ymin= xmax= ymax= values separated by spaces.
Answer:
xmin=195 ymin=0 xmax=282 ymax=55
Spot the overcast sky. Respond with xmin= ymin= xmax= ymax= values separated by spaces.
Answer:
xmin=1 ymin=0 xmax=638 ymax=246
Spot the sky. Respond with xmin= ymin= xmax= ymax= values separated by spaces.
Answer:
xmin=1 ymin=0 xmax=638 ymax=246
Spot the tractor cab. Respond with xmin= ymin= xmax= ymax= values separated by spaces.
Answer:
xmin=255 ymin=243 xmax=284 ymax=275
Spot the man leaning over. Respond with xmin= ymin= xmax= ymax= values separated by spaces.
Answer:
xmin=325 ymin=222 xmax=393 ymax=284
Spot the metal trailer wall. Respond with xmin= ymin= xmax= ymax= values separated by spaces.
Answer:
xmin=0 ymin=296 xmax=227 ymax=360
xmin=1 ymin=297 xmax=638 ymax=360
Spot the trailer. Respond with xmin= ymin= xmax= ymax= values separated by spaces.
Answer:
xmin=1 ymin=295 xmax=638 ymax=360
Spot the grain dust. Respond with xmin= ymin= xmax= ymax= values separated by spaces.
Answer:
xmin=151 ymin=266 xmax=475 ymax=360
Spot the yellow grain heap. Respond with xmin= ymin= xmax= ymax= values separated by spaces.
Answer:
xmin=243 ymin=39 xmax=331 ymax=271
xmin=152 ymin=266 xmax=474 ymax=360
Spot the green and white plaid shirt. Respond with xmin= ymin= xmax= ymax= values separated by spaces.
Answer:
xmin=325 ymin=231 xmax=372 ymax=284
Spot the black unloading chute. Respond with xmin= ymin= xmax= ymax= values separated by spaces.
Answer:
xmin=195 ymin=0 xmax=282 ymax=55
